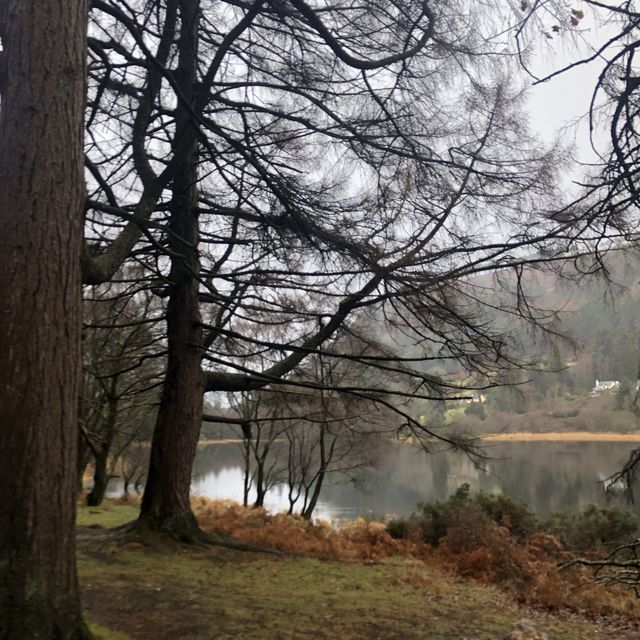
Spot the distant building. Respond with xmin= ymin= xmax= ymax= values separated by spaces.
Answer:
xmin=463 ymin=393 xmax=486 ymax=404
xmin=590 ymin=379 xmax=620 ymax=395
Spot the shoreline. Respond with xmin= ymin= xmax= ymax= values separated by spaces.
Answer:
xmin=479 ymin=431 xmax=640 ymax=442
xmin=197 ymin=432 xmax=640 ymax=446
xmin=198 ymin=438 xmax=244 ymax=445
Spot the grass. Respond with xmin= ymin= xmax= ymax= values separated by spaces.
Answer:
xmin=77 ymin=502 xmax=139 ymax=528
xmin=76 ymin=502 xmax=640 ymax=639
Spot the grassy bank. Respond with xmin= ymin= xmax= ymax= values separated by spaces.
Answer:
xmin=77 ymin=502 xmax=640 ymax=639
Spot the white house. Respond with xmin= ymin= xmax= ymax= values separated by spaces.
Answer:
xmin=591 ymin=379 xmax=620 ymax=395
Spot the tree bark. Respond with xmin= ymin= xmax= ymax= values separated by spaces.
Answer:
xmin=86 ymin=395 xmax=118 ymax=507
xmin=253 ymin=459 xmax=267 ymax=508
xmin=242 ymin=438 xmax=251 ymax=507
xmin=137 ymin=179 xmax=204 ymax=537
xmin=0 ymin=0 xmax=89 ymax=637
xmin=302 ymin=426 xmax=330 ymax=520
xmin=137 ymin=0 xmax=205 ymax=540
xmin=77 ymin=430 xmax=92 ymax=492
xmin=86 ymin=451 xmax=110 ymax=508
xmin=301 ymin=467 xmax=326 ymax=520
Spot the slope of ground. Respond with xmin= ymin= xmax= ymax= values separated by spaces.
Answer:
xmin=77 ymin=503 xmax=639 ymax=640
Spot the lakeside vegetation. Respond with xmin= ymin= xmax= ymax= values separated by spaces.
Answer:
xmin=480 ymin=432 xmax=640 ymax=442
xmin=78 ymin=498 xmax=640 ymax=639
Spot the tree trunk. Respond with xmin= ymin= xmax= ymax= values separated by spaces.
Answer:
xmin=242 ymin=438 xmax=251 ymax=507
xmin=86 ymin=395 xmax=118 ymax=506
xmin=301 ymin=468 xmax=326 ymax=520
xmin=0 ymin=1 xmax=89 ymax=637
xmin=137 ymin=200 xmax=204 ymax=537
xmin=77 ymin=430 xmax=92 ymax=492
xmin=302 ymin=426 xmax=329 ymax=520
xmin=87 ymin=450 xmax=110 ymax=507
xmin=137 ymin=0 xmax=204 ymax=540
xmin=253 ymin=460 xmax=267 ymax=508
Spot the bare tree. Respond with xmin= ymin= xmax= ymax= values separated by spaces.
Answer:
xmin=80 ymin=280 xmax=164 ymax=505
xmin=0 ymin=0 xmax=91 ymax=636
xmin=516 ymin=1 xmax=640 ymax=241
xmin=227 ymin=390 xmax=288 ymax=507
xmin=281 ymin=342 xmax=391 ymax=520
xmin=227 ymin=382 xmax=386 ymax=520
xmin=82 ymin=0 xmax=595 ymax=540
xmin=282 ymin=398 xmax=385 ymax=521
xmin=226 ymin=332 xmax=404 ymax=519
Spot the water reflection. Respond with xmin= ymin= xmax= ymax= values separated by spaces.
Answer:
xmin=186 ymin=441 xmax=639 ymax=522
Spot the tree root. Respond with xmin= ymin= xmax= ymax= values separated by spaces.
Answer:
xmin=77 ymin=519 xmax=285 ymax=556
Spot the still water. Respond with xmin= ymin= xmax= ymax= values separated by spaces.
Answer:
xmin=187 ymin=440 xmax=640 ymax=523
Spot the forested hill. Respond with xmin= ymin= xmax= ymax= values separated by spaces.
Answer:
xmin=521 ymin=252 xmax=640 ymax=393
xmin=406 ymin=251 xmax=640 ymax=434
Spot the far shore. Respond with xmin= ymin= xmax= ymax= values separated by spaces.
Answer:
xmin=480 ymin=431 xmax=640 ymax=442
xmin=197 ymin=432 xmax=640 ymax=446
xmin=198 ymin=438 xmax=244 ymax=445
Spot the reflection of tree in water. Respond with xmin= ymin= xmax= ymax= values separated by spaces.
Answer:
xmin=505 ymin=449 xmax=535 ymax=506
xmin=431 ymin=450 xmax=449 ymax=500
xmin=534 ymin=469 xmax=555 ymax=516
xmin=320 ymin=445 xmax=429 ymax=518
xmin=559 ymin=478 xmax=584 ymax=514
xmin=192 ymin=444 xmax=244 ymax=480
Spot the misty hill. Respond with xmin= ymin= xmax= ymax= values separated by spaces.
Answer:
xmin=412 ymin=250 xmax=640 ymax=434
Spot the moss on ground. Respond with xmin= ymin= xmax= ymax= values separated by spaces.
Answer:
xmin=76 ymin=503 xmax=638 ymax=640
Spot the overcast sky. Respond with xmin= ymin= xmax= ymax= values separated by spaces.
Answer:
xmin=525 ymin=14 xmax=612 ymax=165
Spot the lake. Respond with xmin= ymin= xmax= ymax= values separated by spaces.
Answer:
xmin=180 ymin=440 xmax=640 ymax=523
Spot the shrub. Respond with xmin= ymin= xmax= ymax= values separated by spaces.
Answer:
xmin=385 ymin=517 xmax=413 ymax=540
xmin=437 ymin=519 xmax=532 ymax=586
xmin=434 ymin=512 xmax=564 ymax=593
xmin=394 ymin=484 xmax=539 ymax=546
xmin=544 ymin=504 xmax=638 ymax=552
xmin=473 ymin=492 xmax=538 ymax=541
xmin=416 ymin=483 xmax=475 ymax=545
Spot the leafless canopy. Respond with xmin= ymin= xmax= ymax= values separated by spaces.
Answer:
xmin=516 ymin=0 xmax=640 ymax=241
xmin=83 ymin=0 xmax=598 ymax=446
